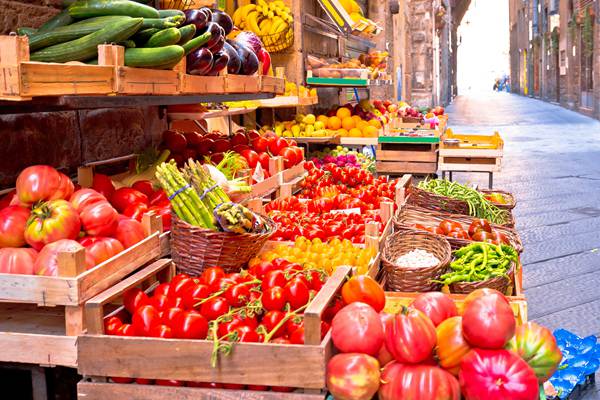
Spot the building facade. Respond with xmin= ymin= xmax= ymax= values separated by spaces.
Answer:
xmin=510 ymin=0 xmax=599 ymax=117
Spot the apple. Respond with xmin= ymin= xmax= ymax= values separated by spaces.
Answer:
xmin=212 ymin=139 xmax=231 ymax=153
xmin=230 ymin=133 xmax=248 ymax=147
xmin=252 ymin=137 xmax=269 ymax=153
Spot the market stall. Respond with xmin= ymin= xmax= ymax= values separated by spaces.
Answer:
xmin=0 ymin=1 xmax=597 ymax=400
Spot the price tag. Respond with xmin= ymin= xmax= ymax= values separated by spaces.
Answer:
xmin=330 ymin=208 xmax=361 ymax=215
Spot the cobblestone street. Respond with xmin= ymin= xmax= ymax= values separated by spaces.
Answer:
xmin=447 ymin=92 xmax=600 ymax=398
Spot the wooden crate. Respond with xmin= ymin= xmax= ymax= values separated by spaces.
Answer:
xmin=77 ymin=380 xmax=327 ymax=400
xmin=384 ymin=292 xmax=528 ymax=324
xmin=0 ymin=35 xmax=114 ymax=101
xmin=260 ymin=75 xmax=285 ymax=95
xmin=439 ymin=131 xmax=503 ymax=173
xmin=78 ymin=259 xmax=350 ymax=393
xmin=231 ymin=157 xmax=284 ymax=204
xmin=225 ymin=75 xmax=262 ymax=93
xmin=98 ymin=45 xmax=180 ymax=95
xmin=376 ymin=141 xmax=438 ymax=175
xmin=177 ymin=57 xmax=227 ymax=95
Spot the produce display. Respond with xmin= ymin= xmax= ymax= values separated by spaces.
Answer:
xmin=271 ymin=100 xmax=386 ymax=138
xmin=330 ymin=0 xmax=381 ymax=36
xmin=328 ymin=285 xmax=562 ymax=400
xmin=105 ymin=261 xmax=335 ymax=390
xmin=418 ymin=179 xmax=510 ymax=225
xmin=255 ymin=237 xmax=376 ymax=275
xmin=309 ymin=146 xmax=375 ymax=173
xmin=307 ymin=51 xmax=388 ymax=79
xmin=17 ymin=1 xmax=271 ymax=77
xmin=412 ymin=217 xmax=510 ymax=244
xmin=484 ymin=191 xmax=510 ymax=205
xmin=435 ymin=242 xmax=518 ymax=285
xmin=231 ymin=0 xmax=294 ymax=52
xmin=0 ymin=165 xmax=152 ymax=276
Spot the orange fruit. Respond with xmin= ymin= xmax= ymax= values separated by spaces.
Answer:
xmin=327 ymin=116 xmax=342 ymax=130
xmin=352 ymin=115 xmax=362 ymax=124
xmin=368 ymin=119 xmax=382 ymax=129
xmin=336 ymin=107 xmax=352 ymax=119
xmin=348 ymin=128 xmax=362 ymax=137
xmin=317 ymin=115 xmax=329 ymax=124
xmin=341 ymin=116 xmax=356 ymax=130
xmin=337 ymin=128 xmax=349 ymax=137
xmin=357 ymin=121 xmax=369 ymax=132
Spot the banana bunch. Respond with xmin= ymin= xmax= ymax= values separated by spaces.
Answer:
xmin=232 ymin=0 xmax=294 ymax=51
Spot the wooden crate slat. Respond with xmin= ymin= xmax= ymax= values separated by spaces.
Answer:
xmin=77 ymin=381 xmax=326 ymax=400
xmin=377 ymin=149 xmax=438 ymax=162
xmin=181 ymin=75 xmax=227 ymax=94
xmin=226 ymin=75 xmax=261 ymax=93
xmin=439 ymin=148 xmax=504 ymax=158
xmin=0 ymin=331 xmax=77 ymax=367
xmin=377 ymin=161 xmax=438 ymax=174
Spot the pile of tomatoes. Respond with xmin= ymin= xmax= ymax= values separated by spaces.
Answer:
xmin=327 ymin=283 xmax=562 ymax=400
xmin=268 ymin=211 xmax=383 ymax=243
xmin=413 ymin=218 xmax=509 ymax=244
xmin=105 ymin=260 xmax=342 ymax=390
xmin=0 ymin=165 xmax=155 ymax=276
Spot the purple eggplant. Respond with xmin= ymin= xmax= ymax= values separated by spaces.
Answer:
xmin=227 ymin=39 xmax=259 ymax=75
xmin=210 ymin=9 xmax=233 ymax=35
xmin=222 ymin=42 xmax=241 ymax=74
xmin=199 ymin=7 xmax=212 ymax=22
xmin=209 ymin=34 xmax=225 ymax=53
xmin=207 ymin=50 xmax=230 ymax=75
xmin=199 ymin=22 xmax=225 ymax=49
xmin=184 ymin=9 xmax=209 ymax=32
xmin=187 ymin=47 xmax=213 ymax=76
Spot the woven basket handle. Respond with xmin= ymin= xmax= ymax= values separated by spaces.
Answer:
xmin=304 ymin=266 xmax=351 ymax=345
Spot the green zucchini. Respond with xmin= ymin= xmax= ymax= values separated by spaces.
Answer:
xmin=145 ymin=28 xmax=181 ymax=47
xmin=124 ymin=45 xmax=184 ymax=68
xmin=69 ymin=15 xmax=129 ymax=26
xmin=68 ymin=0 xmax=159 ymax=19
xmin=141 ymin=15 xmax=185 ymax=29
xmin=181 ymin=31 xmax=212 ymax=55
xmin=177 ymin=24 xmax=196 ymax=44
xmin=29 ymin=16 xmax=131 ymax=52
xmin=16 ymin=27 xmax=37 ymax=36
xmin=132 ymin=28 xmax=159 ymax=45
xmin=30 ymin=18 xmax=143 ymax=63
xmin=158 ymin=9 xmax=185 ymax=18
xmin=38 ymin=10 xmax=74 ymax=33
xmin=118 ymin=40 xmax=136 ymax=48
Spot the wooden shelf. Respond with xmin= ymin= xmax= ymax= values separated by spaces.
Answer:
xmin=168 ymin=107 xmax=258 ymax=121
xmin=257 ymin=96 xmax=319 ymax=108
xmin=339 ymin=137 xmax=378 ymax=146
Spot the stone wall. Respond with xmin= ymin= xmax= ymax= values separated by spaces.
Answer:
xmin=0 ymin=3 xmax=167 ymax=188
xmin=409 ymin=0 xmax=434 ymax=107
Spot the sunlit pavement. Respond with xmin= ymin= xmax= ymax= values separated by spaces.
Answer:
xmin=446 ymin=92 xmax=600 ymax=374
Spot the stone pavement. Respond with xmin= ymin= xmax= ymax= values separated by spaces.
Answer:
xmin=446 ymin=92 xmax=600 ymax=398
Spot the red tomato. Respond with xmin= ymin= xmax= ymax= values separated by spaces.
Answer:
xmin=462 ymin=292 xmax=516 ymax=349
xmin=116 ymin=323 xmax=135 ymax=336
xmin=470 ymin=230 xmax=493 ymax=241
xmin=331 ymin=302 xmax=383 ymax=356
xmin=240 ymin=149 xmax=259 ymax=169
xmin=182 ymin=283 xmax=211 ymax=309
xmin=171 ymin=277 xmax=196 ymax=298
xmin=284 ymin=279 xmax=310 ymax=309
xmin=81 ymin=237 xmax=125 ymax=269
xmin=80 ymin=201 xmax=119 ymax=237
xmin=262 ymin=287 xmax=286 ymax=311
xmin=123 ymin=287 xmax=149 ymax=314
xmin=187 ymin=382 xmax=222 ymax=388
xmin=448 ymin=230 xmax=469 ymax=239
xmin=0 ymin=205 xmax=30 ymax=248
xmin=272 ymin=386 xmax=295 ymax=393
xmin=468 ymin=219 xmax=492 ymax=237
xmin=200 ymin=297 xmax=229 ymax=321
xmin=69 ymin=189 xmax=106 ymax=213
xmin=163 ymin=130 xmax=187 ymax=152
xmin=16 ymin=165 xmax=62 ymax=205
xmin=91 ymin=174 xmax=115 ymax=200
xmin=233 ymin=325 xmax=260 ymax=342
xmin=436 ymin=316 xmax=472 ymax=376
xmin=410 ymin=292 xmax=458 ymax=327
xmin=429 ymin=226 xmax=445 ymax=235
xmin=114 ymin=218 xmax=146 ymax=249
xmin=122 ymin=202 xmax=149 ymax=222
xmin=0 ymin=247 xmax=37 ymax=275
xmin=439 ymin=219 xmax=463 ymax=234
xmin=132 ymin=305 xmax=160 ymax=336
xmin=110 ymin=377 xmax=134 ymax=384
xmin=385 ymin=307 xmax=436 ymax=363
xmin=256 ymin=152 xmax=270 ymax=170
xmin=289 ymin=326 xmax=305 ymax=344
xmin=341 ymin=275 xmax=386 ymax=312
xmin=201 ymin=267 xmax=225 ymax=290
xmin=148 ymin=189 xmax=169 ymax=207
xmin=149 ymin=324 xmax=173 ymax=338
xmin=25 ymin=200 xmax=81 ymax=251
xmin=110 ymin=188 xmax=148 ymax=214
xmin=323 ymin=298 xmax=344 ymax=323
xmin=326 ymin=353 xmax=381 ymax=400
xmin=222 ymin=383 xmax=245 ymax=390
xmin=0 ymin=191 xmax=16 ymax=210
xmin=262 ymin=310 xmax=286 ymax=338
xmin=463 ymin=288 xmax=508 ymax=310
xmin=459 ymin=349 xmax=539 ymax=400
xmin=248 ymin=261 xmax=274 ymax=279
xmin=135 ymin=378 xmax=153 ymax=385
xmin=131 ymin=180 xmax=155 ymax=198
xmin=224 ymin=283 xmax=251 ymax=307
xmin=154 ymin=283 xmax=171 ymax=298
xmin=247 ymin=385 xmax=269 ymax=391
xmin=261 ymin=270 xmax=287 ymax=291
xmin=173 ymin=311 xmax=208 ymax=339
xmin=379 ymin=363 xmax=460 ymax=400
xmin=285 ymin=316 xmax=303 ymax=336
xmin=33 ymin=239 xmax=83 ymax=276
xmin=155 ymin=380 xmax=184 ymax=387
xmin=148 ymin=205 xmax=171 ymax=231
xmin=104 ymin=316 xmax=123 ymax=335
xmin=161 ymin=307 xmax=184 ymax=328
xmin=307 ymin=270 xmax=325 ymax=291
xmin=150 ymin=295 xmax=177 ymax=311
xmin=279 ymin=147 xmax=297 ymax=169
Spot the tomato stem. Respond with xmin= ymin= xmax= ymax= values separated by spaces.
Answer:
xmin=263 ymin=303 xmax=309 ymax=343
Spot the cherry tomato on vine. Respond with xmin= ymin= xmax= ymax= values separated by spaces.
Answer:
xmin=182 ymin=284 xmax=211 ymax=309
xmin=154 ymin=283 xmax=172 ymax=298
xmin=201 ymin=267 xmax=225 ymax=290
xmin=200 ymin=296 xmax=229 ymax=321
xmin=224 ymin=283 xmax=251 ymax=307
xmin=261 ymin=270 xmax=287 ymax=291
xmin=284 ymin=279 xmax=310 ymax=309
xmin=173 ymin=311 xmax=208 ymax=339
xmin=263 ymin=310 xmax=286 ymax=338
xmin=104 ymin=316 xmax=122 ymax=335
xmin=123 ymin=287 xmax=148 ymax=314
xmin=233 ymin=325 xmax=260 ymax=342
xmin=262 ymin=287 xmax=286 ymax=311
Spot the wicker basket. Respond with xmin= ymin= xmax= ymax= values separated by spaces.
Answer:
xmin=448 ymin=261 xmax=516 ymax=296
xmin=382 ymin=231 xmax=452 ymax=292
xmin=257 ymin=21 xmax=294 ymax=53
xmin=170 ymin=213 xmax=275 ymax=276
xmin=407 ymin=185 xmax=515 ymax=228
xmin=480 ymin=189 xmax=517 ymax=211
xmin=393 ymin=204 xmax=523 ymax=253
